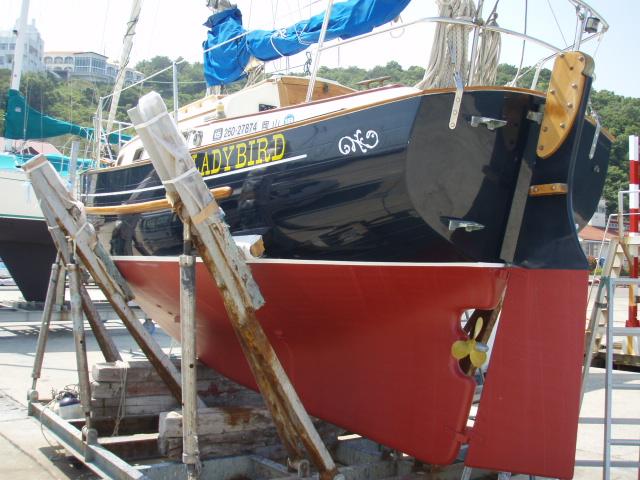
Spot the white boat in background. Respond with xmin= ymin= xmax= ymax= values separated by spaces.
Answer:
xmin=0 ymin=152 xmax=55 ymax=300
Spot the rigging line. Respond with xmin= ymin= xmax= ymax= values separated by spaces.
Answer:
xmin=511 ymin=0 xmax=528 ymax=87
xmin=487 ymin=0 xmax=500 ymax=19
xmin=247 ymin=0 xmax=254 ymax=29
xmin=100 ymin=0 xmax=112 ymax=57
xmin=546 ymin=0 xmax=568 ymax=47
xmin=144 ymin=80 xmax=206 ymax=84
xmin=592 ymin=33 xmax=603 ymax=60
xmin=272 ymin=0 xmax=279 ymax=29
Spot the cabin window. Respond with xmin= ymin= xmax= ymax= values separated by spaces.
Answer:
xmin=132 ymin=148 xmax=145 ymax=162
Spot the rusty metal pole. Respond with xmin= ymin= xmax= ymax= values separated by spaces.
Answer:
xmin=180 ymin=221 xmax=201 ymax=479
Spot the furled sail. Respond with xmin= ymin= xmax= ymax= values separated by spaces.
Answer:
xmin=4 ymin=89 xmax=129 ymax=144
xmin=203 ymin=0 xmax=411 ymax=86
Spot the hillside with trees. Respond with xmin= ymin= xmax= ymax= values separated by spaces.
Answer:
xmin=1 ymin=58 xmax=638 ymax=213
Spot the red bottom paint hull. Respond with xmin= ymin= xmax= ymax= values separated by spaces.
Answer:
xmin=115 ymin=258 xmax=587 ymax=477
xmin=117 ymin=258 xmax=507 ymax=464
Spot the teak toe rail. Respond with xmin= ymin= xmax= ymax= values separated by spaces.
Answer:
xmin=85 ymin=186 xmax=233 ymax=216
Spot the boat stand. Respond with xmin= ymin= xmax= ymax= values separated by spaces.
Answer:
xmin=21 ymin=101 xmax=345 ymax=477
xmin=129 ymin=92 xmax=342 ymax=479
xmin=19 ymin=150 xmax=495 ymax=480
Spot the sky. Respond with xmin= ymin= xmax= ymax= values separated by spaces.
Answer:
xmin=3 ymin=0 xmax=639 ymax=97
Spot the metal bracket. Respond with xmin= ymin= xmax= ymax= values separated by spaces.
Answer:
xmin=526 ymin=110 xmax=544 ymax=125
xmin=470 ymin=116 xmax=507 ymax=131
xmin=589 ymin=113 xmax=602 ymax=160
xmin=288 ymin=458 xmax=311 ymax=478
xmin=448 ymin=40 xmax=464 ymax=130
xmin=447 ymin=218 xmax=485 ymax=232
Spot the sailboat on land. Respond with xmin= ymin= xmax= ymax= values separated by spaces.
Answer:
xmin=79 ymin=1 xmax=612 ymax=477
xmin=0 ymin=0 xmax=131 ymax=301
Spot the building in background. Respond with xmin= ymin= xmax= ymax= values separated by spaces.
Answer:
xmin=589 ymin=198 xmax=607 ymax=229
xmin=43 ymin=51 xmax=143 ymax=85
xmin=0 ymin=19 xmax=44 ymax=73
xmin=579 ymin=199 xmax=614 ymax=263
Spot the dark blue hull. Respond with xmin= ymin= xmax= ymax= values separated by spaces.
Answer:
xmin=81 ymin=88 xmax=611 ymax=269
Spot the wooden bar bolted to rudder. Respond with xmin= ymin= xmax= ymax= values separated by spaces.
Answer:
xmin=23 ymin=154 xmax=198 ymax=407
xmin=129 ymin=91 xmax=342 ymax=480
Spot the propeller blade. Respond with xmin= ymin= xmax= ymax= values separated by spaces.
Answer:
xmin=452 ymin=340 xmax=471 ymax=359
xmin=470 ymin=349 xmax=488 ymax=368
xmin=473 ymin=317 xmax=484 ymax=340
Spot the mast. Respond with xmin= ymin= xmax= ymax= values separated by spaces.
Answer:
xmin=10 ymin=0 xmax=30 ymax=91
xmin=105 ymin=0 xmax=143 ymax=136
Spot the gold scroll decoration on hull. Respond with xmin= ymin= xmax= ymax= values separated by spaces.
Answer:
xmin=537 ymin=51 xmax=595 ymax=159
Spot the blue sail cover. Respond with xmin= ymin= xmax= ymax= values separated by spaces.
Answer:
xmin=203 ymin=0 xmax=412 ymax=86
xmin=203 ymin=8 xmax=252 ymax=87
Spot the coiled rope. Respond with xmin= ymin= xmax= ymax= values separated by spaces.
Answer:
xmin=417 ymin=0 xmax=502 ymax=89
xmin=416 ymin=0 xmax=475 ymax=90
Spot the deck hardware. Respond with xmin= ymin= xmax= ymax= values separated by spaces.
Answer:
xmin=584 ymin=16 xmax=601 ymax=33
xmin=528 ymin=183 xmax=568 ymax=197
xmin=447 ymin=218 xmax=485 ymax=232
xmin=448 ymin=40 xmax=464 ymax=130
xmin=589 ymin=113 xmax=602 ymax=159
xmin=470 ymin=116 xmax=507 ymax=131
xmin=526 ymin=110 xmax=544 ymax=125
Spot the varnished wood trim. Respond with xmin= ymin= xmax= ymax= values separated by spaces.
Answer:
xmin=538 ymin=52 xmax=595 ymax=159
xmin=528 ymin=183 xmax=568 ymax=197
xmin=83 ymin=86 xmax=562 ymax=175
xmin=85 ymin=186 xmax=232 ymax=215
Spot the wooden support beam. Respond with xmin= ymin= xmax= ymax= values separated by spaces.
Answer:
xmin=39 ymin=200 xmax=121 ymax=363
xmin=23 ymin=155 xmax=195 ymax=406
xmin=129 ymin=92 xmax=339 ymax=479
xmin=158 ymin=407 xmax=343 ymax=462
xmin=98 ymin=433 xmax=160 ymax=461
xmin=180 ymin=249 xmax=201 ymax=477
xmin=69 ymin=262 xmax=93 ymax=428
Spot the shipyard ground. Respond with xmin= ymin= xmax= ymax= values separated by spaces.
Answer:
xmin=0 ymin=284 xmax=638 ymax=479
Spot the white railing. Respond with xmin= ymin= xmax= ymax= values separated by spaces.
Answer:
xmin=92 ymin=0 xmax=609 ymax=164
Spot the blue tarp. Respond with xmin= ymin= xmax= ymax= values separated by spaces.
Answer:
xmin=203 ymin=0 xmax=411 ymax=86
xmin=203 ymin=8 xmax=252 ymax=87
